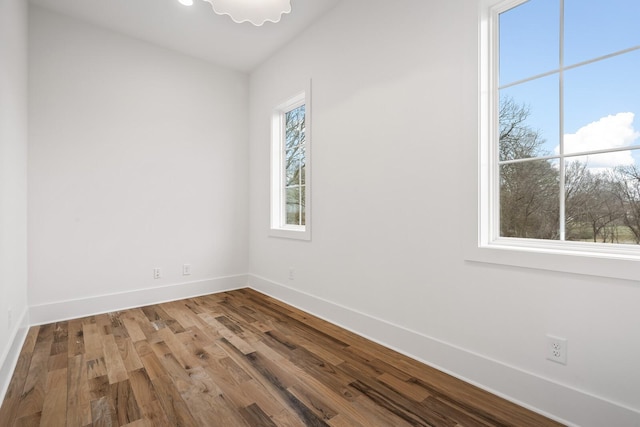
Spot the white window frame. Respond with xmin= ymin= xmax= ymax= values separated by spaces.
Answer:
xmin=269 ymin=86 xmax=311 ymax=240
xmin=467 ymin=0 xmax=640 ymax=281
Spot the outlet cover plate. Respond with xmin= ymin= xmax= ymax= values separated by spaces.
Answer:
xmin=546 ymin=335 xmax=567 ymax=365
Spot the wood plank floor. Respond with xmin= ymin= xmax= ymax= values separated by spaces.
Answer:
xmin=0 ymin=288 xmax=564 ymax=426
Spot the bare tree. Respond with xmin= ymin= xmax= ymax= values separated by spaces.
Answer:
xmin=610 ymin=165 xmax=640 ymax=243
xmin=499 ymin=97 xmax=549 ymax=161
xmin=499 ymin=97 xmax=559 ymax=239
xmin=565 ymin=162 xmax=622 ymax=242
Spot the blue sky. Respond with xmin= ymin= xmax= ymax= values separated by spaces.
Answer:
xmin=499 ymin=0 xmax=640 ymax=169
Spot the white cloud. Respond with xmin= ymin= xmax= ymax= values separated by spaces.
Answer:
xmin=559 ymin=112 xmax=640 ymax=169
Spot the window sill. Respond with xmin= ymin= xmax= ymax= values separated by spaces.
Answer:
xmin=465 ymin=239 xmax=640 ymax=282
xmin=269 ymin=226 xmax=310 ymax=241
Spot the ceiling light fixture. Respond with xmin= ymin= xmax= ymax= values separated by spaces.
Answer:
xmin=178 ymin=0 xmax=292 ymax=26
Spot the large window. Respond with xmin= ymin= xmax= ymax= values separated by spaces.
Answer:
xmin=474 ymin=0 xmax=640 ymax=279
xmin=270 ymin=90 xmax=311 ymax=240
xmin=498 ymin=0 xmax=640 ymax=244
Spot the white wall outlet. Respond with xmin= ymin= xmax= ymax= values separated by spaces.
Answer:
xmin=546 ymin=335 xmax=567 ymax=365
xmin=153 ymin=268 xmax=161 ymax=279
xmin=288 ymin=267 xmax=295 ymax=280
xmin=183 ymin=264 xmax=191 ymax=276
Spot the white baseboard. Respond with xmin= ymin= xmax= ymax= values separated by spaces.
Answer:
xmin=29 ymin=274 xmax=248 ymax=325
xmin=248 ymin=274 xmax=640 ymax=427
xmin=0 ymin=307 xmax=29 ymax=404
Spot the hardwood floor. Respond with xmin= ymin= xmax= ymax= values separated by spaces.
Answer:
xmin=0 ymin=288 xmax=563 ymax=426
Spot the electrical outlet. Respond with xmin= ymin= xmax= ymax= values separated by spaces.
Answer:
xmin=153 ymin=268 xmax=161 ymax=279
xmin=183 ymin=264 xmax=191 ymax=276
xmin=288 ymin=267 xmax=295 ymax=280
xmin=546 ymin=335 xmax=567 ymax=365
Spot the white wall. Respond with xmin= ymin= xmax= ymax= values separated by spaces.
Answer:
xmin=0 ymin=0 xmax=30 ymax=398
xmin=28 ymin=6 xmax=249 ymax=322
xmin=248 ymin=0 xmax=640 ymax=426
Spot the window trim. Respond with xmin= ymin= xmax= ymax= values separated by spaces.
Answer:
xmin=269 ymin=84 xmax=311 ymax=241
xmin=467 ymin=0 xmax=640 ymax=282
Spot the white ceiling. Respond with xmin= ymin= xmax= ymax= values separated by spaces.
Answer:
xmin=28 ymin=0 xmax=342 ymax=72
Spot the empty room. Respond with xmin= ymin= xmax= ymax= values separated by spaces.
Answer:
xmin=1 ymin=0 xmax=639 ymax=425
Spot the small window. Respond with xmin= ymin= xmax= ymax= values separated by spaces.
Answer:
xmin=270 ymin=90 xmax=311 ymax=240
xmin=473 ymin=0 xmax=640 ymax=280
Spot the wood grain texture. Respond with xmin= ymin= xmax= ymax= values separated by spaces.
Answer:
xmin=0 ymin=289 xmax=564 ymax=426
